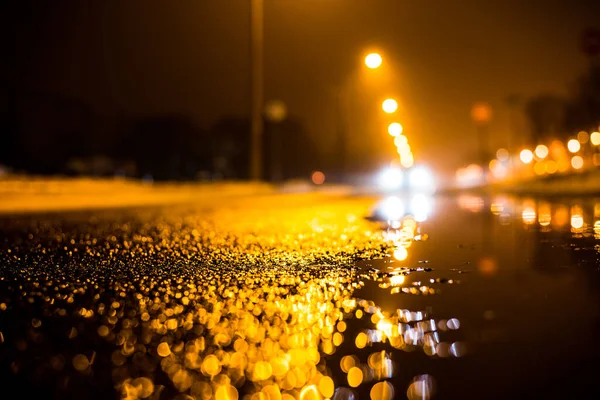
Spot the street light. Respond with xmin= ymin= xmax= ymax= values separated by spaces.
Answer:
xmin=382 ymin=98 xmax=398 ymax=113
xmin=365 ymin=53 xmax=383 ymax=69
xmin=388 ymin=122 xmax=403 ymax=137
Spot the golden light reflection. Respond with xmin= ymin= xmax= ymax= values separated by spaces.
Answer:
xmin=553 ymin=205 xmax=569 ymax=228
xmin=393 ymin=247 xmax=408 ymax=261
xmin=347 ymin=366 xmax=364 ymax=387
xmin=522 ymin=207 xmax=536 ymax=225
xmin=490 ymin=203 xmax=504 ymax=215
xmin=538 ymin=202 xmax=551 ymax=227
xmin=571 ymin=206 xmax=585 ymax=233
xmin=458 ymin=194 xmax=484 ymax=213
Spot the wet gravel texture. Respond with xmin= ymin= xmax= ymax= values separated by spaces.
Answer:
xmin=1 ymin=192 xmax=600 ymax=400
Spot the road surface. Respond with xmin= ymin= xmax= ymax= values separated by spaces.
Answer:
xmin=0 ymin=191 xmax=599 ymax=399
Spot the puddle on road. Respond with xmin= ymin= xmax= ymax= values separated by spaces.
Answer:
xmin=357 ymin=193 xmax=600 ymax=399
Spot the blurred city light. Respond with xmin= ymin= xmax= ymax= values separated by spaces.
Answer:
xmin=496 ymin=148 xmax=509 ymax=162
xmin=545 ymin=160 xmax=558 ymax=174
xmin=410 ymin=194 xmax=433 ymax=222
xmin=489 ymin=159 xmax=507 ymax=179
xmin=577 ymin=131 xmax=589 ymax=144
xmin=311 ymin=171 xmax=325 ymax=185
xmin=534 ymin=144 xmax=549 ymax=159
xmin=455 ymin=164 xmax=483 ymax=187
xmin=591 ymin=131 xmax=600 ymax=146
xmin=409 ymin=166 xmax=436 ymax=193
xmin=533 ymin=161 xmax=545 ymax=176
xmin=388 ymin=122 xmax=403 ymax=137
xmin=379 ymin=196 xmax=405 ymax=221
xmin=470 ymin=103 xmax=492 ymax=123
xmin=394 ymin=135 xmax=408 ymax=147
xmin=567 ymin=139 xmax=581 ymax=153
xmin=264 ymin=100 xmax=287 ymax=122
xmin=571 ymin=155 xmax=584 ymax=169
xmin=401 ymin=154 xmax=414 ymax=168
xmin=519 ymin=149 xmax=534 ymax=164
xmin=522 ymin=206 xmax=536 ymax=225
xmin=377 ymin=167 xmax=404 ymax=191
xmin=393 ymin=247 xmax=408 ymax=261
xmin=365 ymin=52 xmax=383 ymax=69
xmin=382 ymin=99 xmax=398 ymax=113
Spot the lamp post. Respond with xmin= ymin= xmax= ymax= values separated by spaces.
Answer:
xmin=249 ymin=0 xmax=264 ymax=181
xmin=264 ymin=100 xmax=287 ymax=182
xmin=471 ymin=102 xmax=493 ymax=176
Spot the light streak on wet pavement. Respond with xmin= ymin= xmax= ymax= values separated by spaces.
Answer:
xmin=0 ymin=192 xmax=599 ymax=399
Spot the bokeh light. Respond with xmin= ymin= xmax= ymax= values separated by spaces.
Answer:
xmin=382 ymin=99 xmax=398 ymax=113
xmin=571 ymin=155 xmax=583 ymax=169
xmin=519 ymin=149 xmax=534 ymax=164
xmin=567 ymin=139 xmax=581 ymax=153
xmin=365 ymin=52 xmax=383 ymax=69
xmin=534 ymin=144 xmax=548 ymax=159
xmin=591 ymin=131 xmax=600 ymax=146
xmin=311 ymin=171 xmax=325 ymax=185
xmin=496 ymin=148 xmax=509 ymax=162
xmin=388 ymin=122 xmax=403 ymax=137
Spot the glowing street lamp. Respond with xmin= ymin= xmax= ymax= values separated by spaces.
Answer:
xmin=365 ymin=53 xmax=383 ymax=69
xmin=382 ymin=98 xmax=398 ymax=113
xmin=388 ymin=122 xmax=403 ymax=137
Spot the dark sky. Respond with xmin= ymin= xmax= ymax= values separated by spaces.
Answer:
xmin=4 ymin=0 xmax=600 ymax=177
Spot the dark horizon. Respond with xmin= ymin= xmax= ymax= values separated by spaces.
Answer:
xmin=2 ymin=0 xmax=600 ymax=179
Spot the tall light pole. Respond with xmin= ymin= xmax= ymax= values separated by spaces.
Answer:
xmin=250 ymin=0 xmax=264 ymax=181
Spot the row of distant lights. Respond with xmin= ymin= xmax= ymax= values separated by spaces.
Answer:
xmin=479 ymin=130 xmax=600 ymax=181
xmin=366 ymin=52 xmax=414 ymax=170
xmin=516 ymin=130 xmax=600 ymax=172
xmin=387 ymin=122 xmax=414 ymax=168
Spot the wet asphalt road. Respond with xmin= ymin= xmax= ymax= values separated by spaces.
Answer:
xmin=0 ymin=192 xmax=599 ymax=399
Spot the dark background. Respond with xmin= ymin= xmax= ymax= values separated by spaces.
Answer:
xmin=1 ymin=0 xmax=599 ymax=180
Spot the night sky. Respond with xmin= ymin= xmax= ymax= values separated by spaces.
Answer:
xmin=3 ymin=0 xmax=600 ymax=177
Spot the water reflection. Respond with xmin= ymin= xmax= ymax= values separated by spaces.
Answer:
xmin=457 ymin=194 xmax=600 ymax=239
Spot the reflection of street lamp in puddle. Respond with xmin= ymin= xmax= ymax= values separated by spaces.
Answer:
xmin=264 ymin=100 xmax=287 ymax=182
